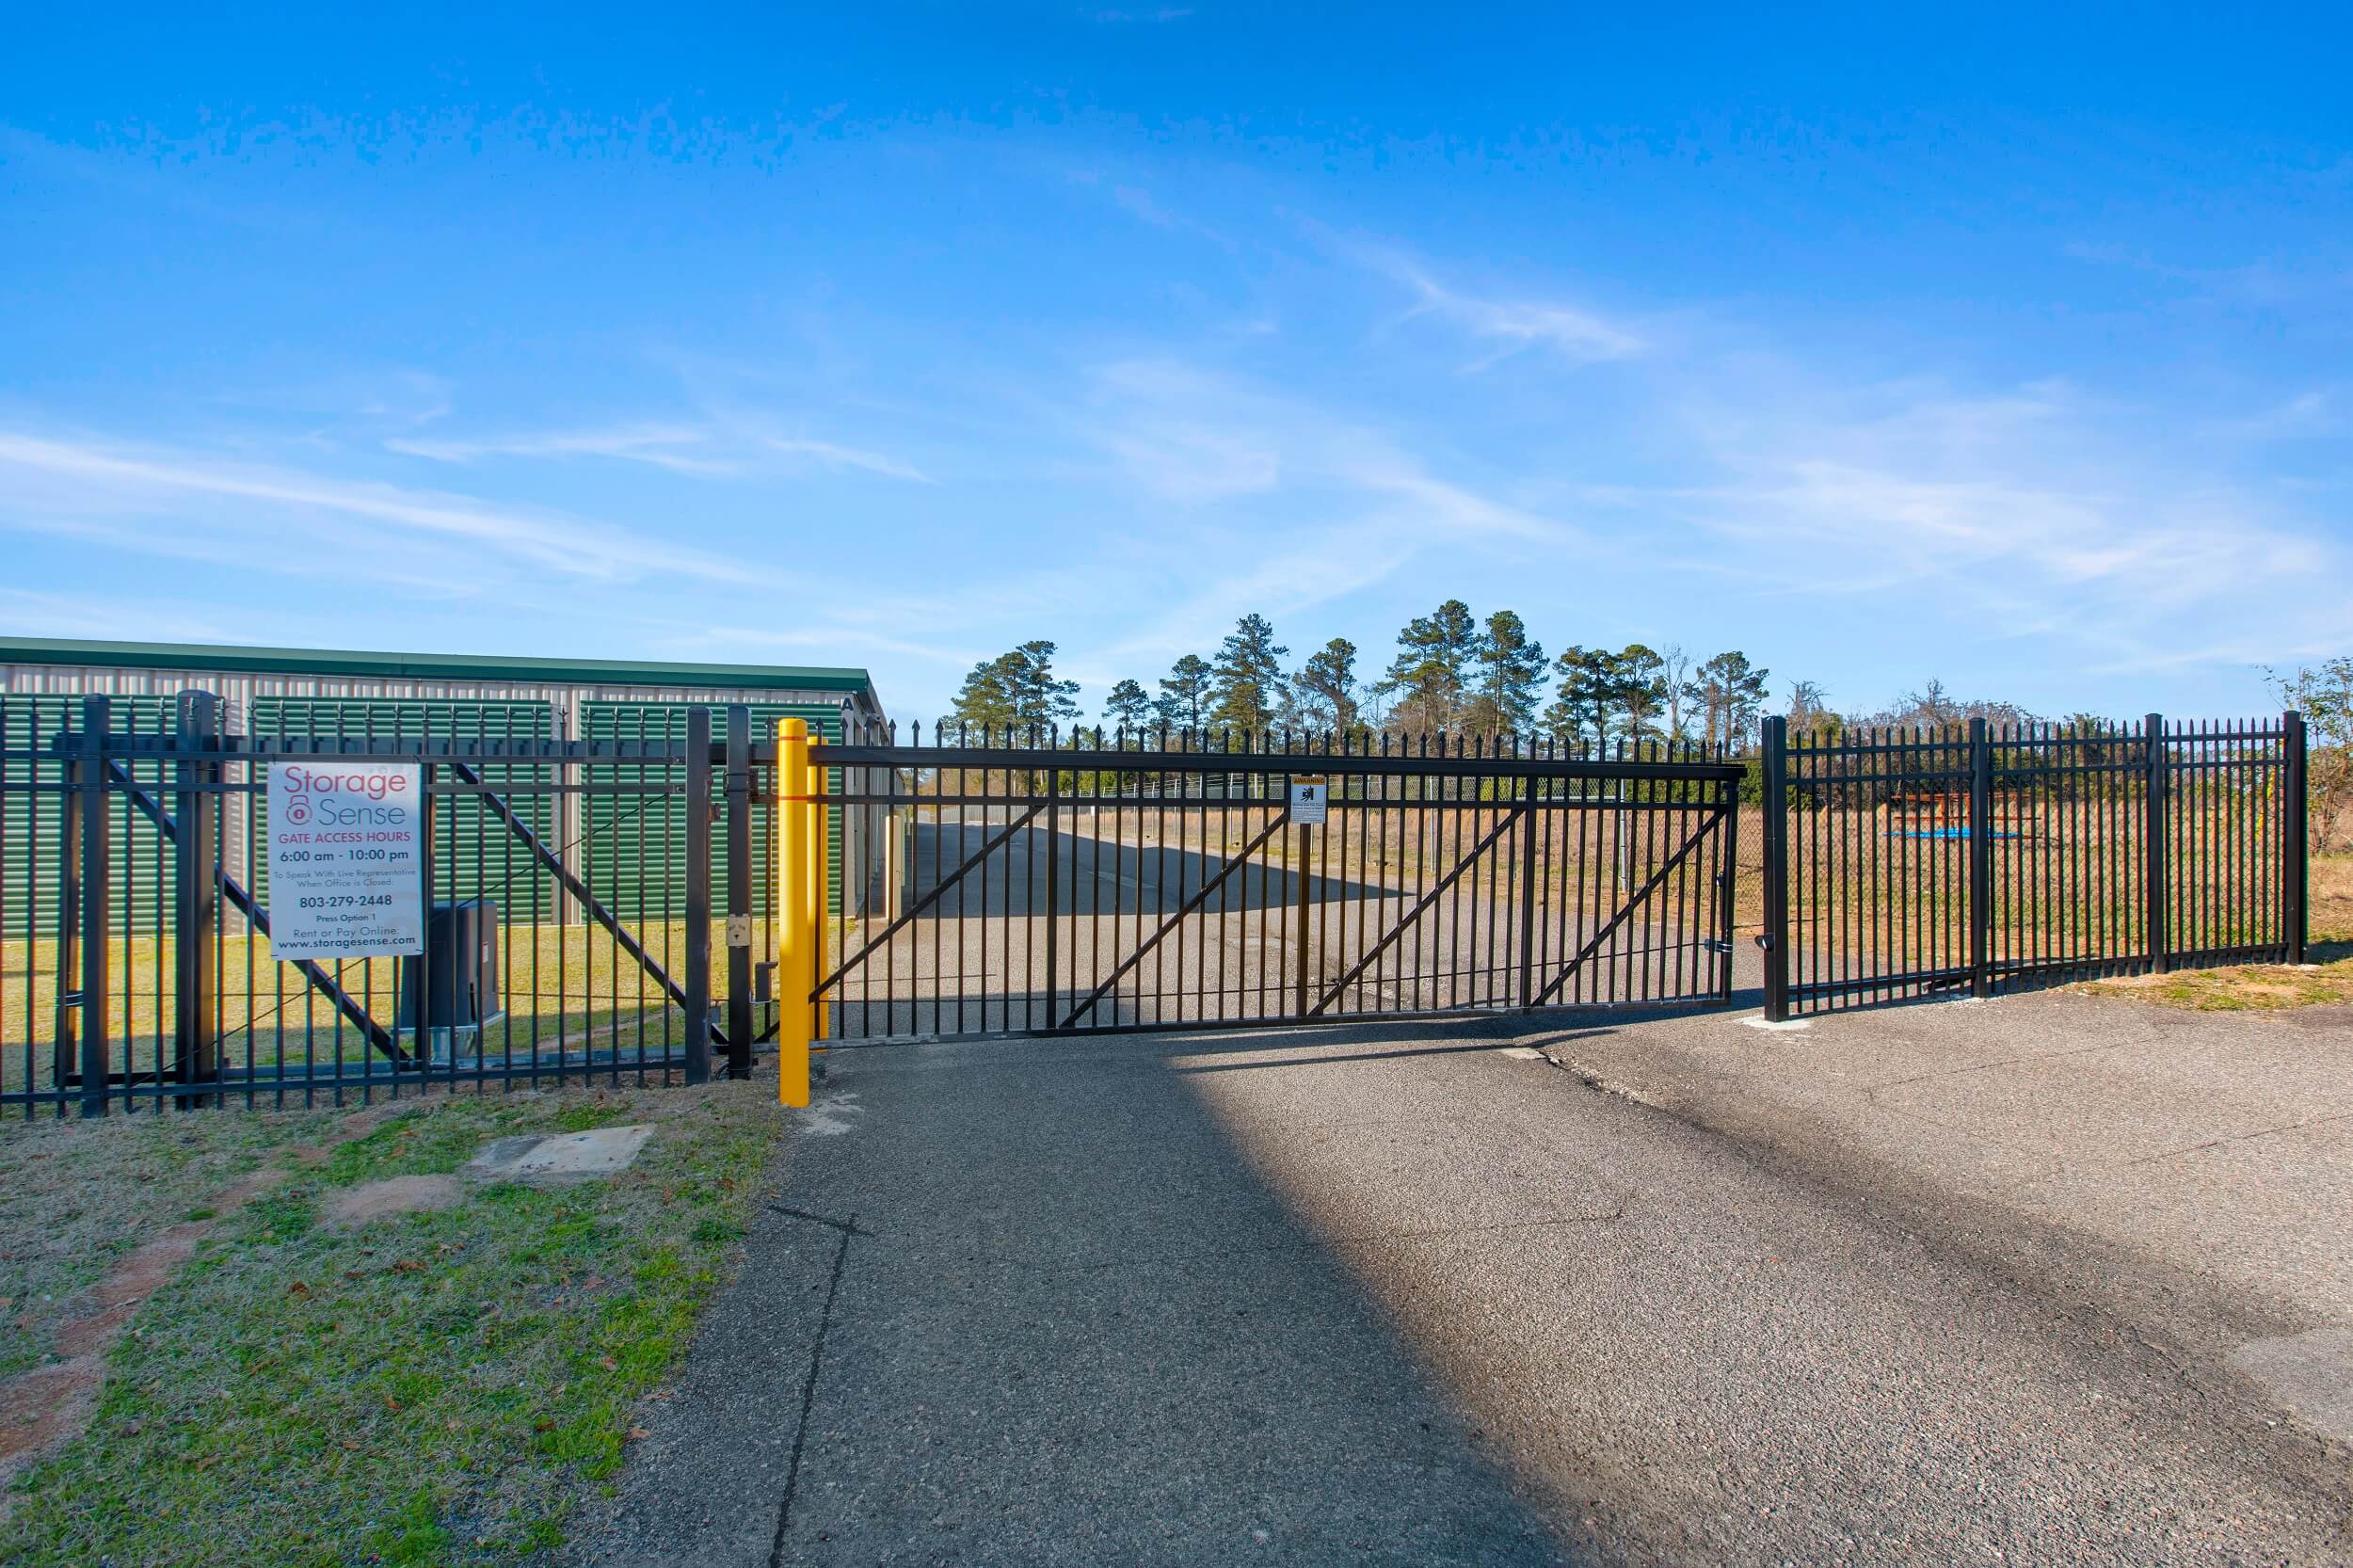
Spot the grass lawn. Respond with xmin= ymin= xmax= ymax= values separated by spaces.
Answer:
xmin=0 ymin=1077 xmax=786 ymax=1565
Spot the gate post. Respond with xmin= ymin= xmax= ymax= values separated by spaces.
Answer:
xmin=775 ymin=718 xmax=812 ymax=1107
xmin=683 ymin=706 xmax=712 ymax=1086
xmin=1044 ymin=754 xmax=1059 ymax=1028
xmin=724 ymin=705 xmax=754 ymax=1080
xmin=810 ymin=744 xmax=829 ymax=1047
xmin=1759 ymin=715 xmax=1790 ymax=1022
xmin=77 ymin=696 xmax=112 ymax=1117
xmin=1968 ymin=716 xmax=1993 ymax=1000
xmin=2145 ymin=713 xmax=2169 ymax=974
xmin=2283 ymin=709 xmax=2308 ymax=965
xmin=173 ymin=691 xmax=221 ymax=1105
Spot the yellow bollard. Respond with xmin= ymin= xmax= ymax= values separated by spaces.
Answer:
xmin=808 ymin=749 xmax=829 ymax=1044
xmin=776 ymin=718 xmax=811 ymax=1107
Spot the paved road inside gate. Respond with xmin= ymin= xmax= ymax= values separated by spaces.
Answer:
xmin=571 ymin=1002 xmax=2353 ymax=1567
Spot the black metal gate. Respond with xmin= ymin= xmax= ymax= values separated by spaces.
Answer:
xmin=810 ymin=728 xmax=1742 ymax=1041
xmin=0 ymin=692 xmax=790 ymax=1116
xmin=1759 ymin=712 xmax=2309 ymax=1019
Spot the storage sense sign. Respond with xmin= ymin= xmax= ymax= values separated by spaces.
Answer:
xmin=267 ymin=762 xmax=424 ymax=958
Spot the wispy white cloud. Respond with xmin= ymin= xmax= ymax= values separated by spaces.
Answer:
xmin=658 ymin=622 xmax=984 ymax=669
xmin=758 ymin=435 xmax=935 ymax=484
xmin=1667 ymin=373 xmax=2353 ymax=671
xmin=385 ymin=420 xmax=935 ymax=484
xmin=1353 ymin=245 xmax=1645 ymax=366
xmin=2206 ymin=389 xmax=2341 ymax=442
xmin=1049 ymin=358 xmax=1574 ymax=673
xmin=0 ymin=587 xmax=242 ymax=644
xmin=1081 ymin=358 xmax=1563 ymax=540
xmin=0 ymin=429 xmax=758 ymax=585
xmin=386 ymin=424 xmax=741 ymax=476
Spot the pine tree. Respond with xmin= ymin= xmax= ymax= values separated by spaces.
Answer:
xmin=1292 ymin=638 xmax=1362 ymax=732
xmin=1543 ymin=646 xmax=1620 ymax=747
xmin=1156 ymin=653 xmax=1214 ymax=732
xmin=1208 ymin=614 xmax=1289 ymax=736
xmin=946 ymin=641 xmax=1080 ymax=738
xmin=1375 ymin=600 xmax=1479 ymax=736
xmin=1101 ymin=679 xmax=1155 ymax=738
xmin=1690 ymin=650 xmax=1770 ymax=750
xmin=1618 ymin=644 xmax=1668 ymax=740
xmin=1465 ymin=610 xmax=1546 ymax=735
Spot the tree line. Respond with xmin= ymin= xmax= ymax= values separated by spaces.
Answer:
xmin=944 ymin=601 xmax=1776 ymax=750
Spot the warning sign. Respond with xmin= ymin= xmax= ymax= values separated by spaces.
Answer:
xmin=266 ymin=761 xmax=425 ymax=958
xmin=1289 ymin=776 xmax=1328 ymax=826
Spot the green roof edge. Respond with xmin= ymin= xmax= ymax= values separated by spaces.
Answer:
xmin=0 ymin=636 xmax=874 ymax=696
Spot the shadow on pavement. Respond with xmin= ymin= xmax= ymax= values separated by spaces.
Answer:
xmin=569 ymin=1022 xmax=1582 ymax=1568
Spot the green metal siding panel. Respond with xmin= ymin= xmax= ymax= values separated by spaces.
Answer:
xmin=248 ymin=698 xmax=560 ymax=921
xmin=1 ymin=696 xmax=177 ymax=938
xmin=582 ymin=703 xmax=844 ymax=920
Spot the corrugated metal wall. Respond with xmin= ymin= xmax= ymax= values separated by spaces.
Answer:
xmin=0 ymin=695 xmax=178 ymax=937
xmin=581 ymin=701 xmax=846 ymax=919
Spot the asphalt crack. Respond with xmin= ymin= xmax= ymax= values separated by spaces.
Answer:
xmin=766 ymin=1206 xmax=863 ymax=1567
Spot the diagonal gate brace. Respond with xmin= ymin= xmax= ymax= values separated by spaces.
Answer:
xmin=445 ymin=760 xmax=731 ymax=1047
xmin=1529 ymin=802 xmax=1727 ymax=1008
xmin=1060 ymin=812 xmax=1290 ymax=1029
xmin=813 ymin=802 xmax=1047 ymax=998
xmin=1306 ymin=804 xmax=1526 ymax=1018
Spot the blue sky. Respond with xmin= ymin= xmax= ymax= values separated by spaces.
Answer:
xmin=3 ymin=5 xmax=2348 ymax=728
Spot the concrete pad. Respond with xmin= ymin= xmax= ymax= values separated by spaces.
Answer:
xmin=465 ymin=1125 xmax=653 ymax=1184
xmin=2232 ymin=1327 xmax=2353 ymax=1442
xmin=322 ymin=1174 xmax=463 ymax=1227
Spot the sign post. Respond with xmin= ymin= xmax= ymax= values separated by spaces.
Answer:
xmin=1290 ymin=776 xmax=1324 ymax=1017
xmin=266 ymin=761 xmax=425 ymax=959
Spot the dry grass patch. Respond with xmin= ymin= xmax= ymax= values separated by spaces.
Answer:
xmin=2081 ymin=958 xmax=2353 ymax=1012
xmin=0 ymin=1108 xmax=341 ymax=1380
xmin=2076 ymin=856 xmax=2353 ymax=1012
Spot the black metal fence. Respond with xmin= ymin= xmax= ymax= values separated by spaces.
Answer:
xmin=0 ymin=692 xmax=791 ymax=1116
xmin=810 ymin=726 xmax=1744 ymax=1040
xmin=9 ymin=682 xmax=2307 ymax=1112
xmin=1759 ymin=712 xmax=2308 ymax=1018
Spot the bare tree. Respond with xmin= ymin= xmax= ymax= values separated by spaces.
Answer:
xmin=1659 ymin=645 xmax=1693 ymax=740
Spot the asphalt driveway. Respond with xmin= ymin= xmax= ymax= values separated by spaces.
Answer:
xmin=570 ymin=990 xmax=2353 ymax=1567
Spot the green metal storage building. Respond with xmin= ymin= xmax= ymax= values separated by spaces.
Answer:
xmin=0 ymin=638 xmax=887 ymax=936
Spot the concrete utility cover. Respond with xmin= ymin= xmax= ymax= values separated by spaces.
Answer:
xmin=466 ymin=1125 xmax=654 ymax=1184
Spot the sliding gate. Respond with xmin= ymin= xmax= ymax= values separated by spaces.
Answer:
xmin=812 ymin=729 xmax=1742 ymax=1040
